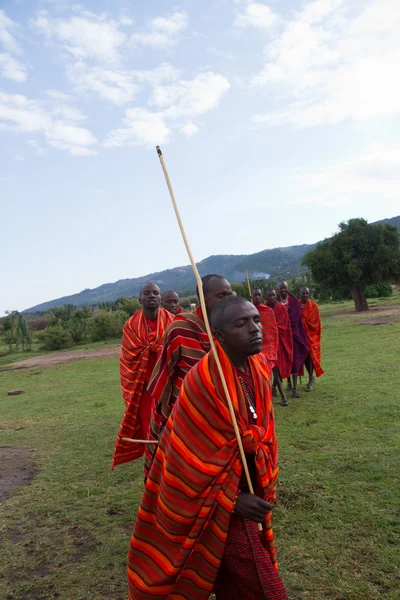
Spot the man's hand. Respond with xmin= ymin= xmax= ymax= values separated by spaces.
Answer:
xmin=234 ymin=493 xmax=272 ymax=522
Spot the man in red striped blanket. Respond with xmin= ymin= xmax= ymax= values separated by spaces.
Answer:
xmin=265 ymin=288 xmax=293 ymax=407
xmin=111 ymin=283 xmax=173 ymax=469
xmin=127 ymin=296 xmax=287 ymax=600
xmin=143 ymin=274 xmax=233 ymax=478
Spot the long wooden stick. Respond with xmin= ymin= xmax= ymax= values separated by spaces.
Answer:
xmin=122 ymin=437 xmax=158 ymax=445
xmin=246 ymin=269 xmax=252 ymax=301
xmin=156 ymin=146 xmax=259 ymax=514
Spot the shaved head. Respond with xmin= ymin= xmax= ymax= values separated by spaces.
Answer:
xmin=162 ymin=290 xmax=180 ymax=315
xmin=196 ymin=274 xmax=232 ymax=316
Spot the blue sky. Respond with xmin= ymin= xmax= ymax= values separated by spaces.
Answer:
xmin=1 ymin=0 xmax=399 ymax=314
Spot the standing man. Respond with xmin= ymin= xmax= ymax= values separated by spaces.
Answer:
xmin=255 ymin=302 xmax=279 ymax=379
xmin=277 ymin=280 xmax=308 ymax=398
xmin=299 ymin=286 xmax=324 ymax=391
xmin=144 ymin=274 xmax=233 ymax=477
xmin=161 ymin=289 xmax=181 ymax=315
xmin=266 ymin=288 xmax=293 ymax=407
xmin=127 ymin=297 xmax=287 ymax=600
xmin=251 ymin=287 xmax=264 ymax=307
xmin=112 ymin=283 xmax=173 ymax=469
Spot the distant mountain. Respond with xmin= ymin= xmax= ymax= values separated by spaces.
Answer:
xmin=25 ymin=215 xmax=400 ymax=313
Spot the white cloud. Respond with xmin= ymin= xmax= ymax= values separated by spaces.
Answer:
xmin=45 ymin=89 xmax=74 ymax=102
xmin=288 ymin=146 xmax=400 ymax=206
xmin=0 ymin=10 xmax=27 ymax=82
xmin=0 ymin=9 xmax=23 ymax=55
xmin=103 ymin=108 xmax=170 ymax=148
xmin=132 ymin=62 xmax=181 ymax=86
xmin=250 ymin=0 xmax=400 ymax=127
xmin=0 ymin=52 xmax=27 ymax=82
xmin=181 ymin=122 xmax=199 ymax=137
xmin=32 ymin=11 xmax=128 ymax=63
xmin=104 ymin=70 xmax=230 ymax=148
xmin=131 ymin=11 xmax=188 ymax=48
xmin=235 ymin=3 xmax=278 ymax=30
xmin=67 ymin=62 xmax=139 ymax=104
xmin=151 ymin=72 xmax=231 ymax=119
xmin=0 ymin=91 xmax=97 ymax=156
xmin=26 ymin=139 xmax=47 ymax=156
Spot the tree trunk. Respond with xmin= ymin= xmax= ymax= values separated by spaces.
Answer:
xmin=351 ymin=287 xmax=369 ymax=312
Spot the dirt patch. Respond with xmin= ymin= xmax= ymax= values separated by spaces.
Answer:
xmin=330 ymin=304 xmax=400 ymax=318
xmin=2 ymin=345 xmax=120 ymax=371
xmin=0 ymin=447 xmax=37 ymax=505
xmin=358 ymin=315 xmax=400 ymax=326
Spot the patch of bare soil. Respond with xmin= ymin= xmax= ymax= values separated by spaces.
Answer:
xmin=330 ymin=305 xmax=400 ymax=319
xmin=358 ymin=314 xmax=400 ymax=326
xmin=0 ymin=447 xmax=37 ymax=505
xmin=4 ymin=345 xmax=120 ymax=371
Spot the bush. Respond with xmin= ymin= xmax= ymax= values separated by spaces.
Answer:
xmin=86 ymin=310 xmax=126 ymax=342
xmin=38 ymin=326 xmax=73 ymax=350
xmin=364 ymin=282 xmax=393 ymax=298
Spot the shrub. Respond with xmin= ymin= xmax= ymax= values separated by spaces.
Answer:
xmin=86 ymin=310 xmax=126 ymax=342
xmin=38 ymin=326 xmax=73 ymax=350
xmin=364 ymin=282 xmax=393 ymax=298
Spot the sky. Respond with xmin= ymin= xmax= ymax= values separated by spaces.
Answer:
xmin=1 ymin=0 xmax=400 ymax=314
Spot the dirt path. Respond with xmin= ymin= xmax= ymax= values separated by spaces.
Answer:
xmin=5 ymin=345 xmax=120 ymax=370
xmin=0 ymin=447 xmax=37 ymax=505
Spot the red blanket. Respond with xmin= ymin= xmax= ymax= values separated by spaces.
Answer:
xmin=112 ymin=308 xmax=173 ymax=468
xmin=127 ymin=342 xmax=279 ymax=600
xmin=271 ymin=302 xmax=293 ymax=379
xmin=257 ymin=304 xmax=279 ymax=371
xmin=299 ymin=299 xmax=324 ymax=377
xmin=144 ymin=307 xmax=210 ymax=478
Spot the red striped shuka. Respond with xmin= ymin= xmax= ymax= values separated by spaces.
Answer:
xmin=299 ymin=298 xmax=324 ymax=377
xmin=271 ymin=301 xmax=294 ymax=379
xmin=143 ymin=306 xmax=211 ymax=478
xmin=256 ymin=304 xmax=279 ymax=373
xmin=127 ymin=341 xmax=280 ymax=600
xmin=111 ymin=307 xmax=173 ymax=469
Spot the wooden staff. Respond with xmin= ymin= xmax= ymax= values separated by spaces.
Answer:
xmin=246 ymin=269 xmax=252 ymax=301
xmin=156 ymin=146 xmax=260 ymax=521
xmin=122 ymin=437 xmax=158 ymax=445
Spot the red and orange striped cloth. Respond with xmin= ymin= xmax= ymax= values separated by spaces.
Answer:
xmin=112 ymin=308 xmax=173 ymax=469
xmin=271 ymin=301 xmax=293 ymax=379
xmin=143 ymin=306 xmax=210 ymax=478
xmin=256 ymin=304 xmax=279 ymax=372
xmin=127 ymin=341 xmax=279 ymax=600
xmin=299 ymin=298 xmax=324 ymax=377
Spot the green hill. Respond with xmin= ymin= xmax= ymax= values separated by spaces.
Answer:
xmin=24 ymin=215 xmax=400 ymax=312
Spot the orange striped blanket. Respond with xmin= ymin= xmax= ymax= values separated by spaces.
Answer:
xmin=112 ymin=308 xmax=173 ymax=468
xmin=143 ymin=307 xmax=211 ymax=478
xmin=127 ymin=341 xmax=279 ymax=600
xmin=299 ymin=298 xmax=324 ymax=377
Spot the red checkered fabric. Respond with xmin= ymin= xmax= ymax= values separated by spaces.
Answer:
xmin=214 ymin=515 xmax=287 ymax=599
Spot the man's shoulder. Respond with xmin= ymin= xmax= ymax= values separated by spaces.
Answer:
xmin=125 ymin=309 xmax=142 ymax=329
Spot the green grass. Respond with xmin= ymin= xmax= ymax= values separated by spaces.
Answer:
xmin=0 ymin=305 xmax=399 ymax=599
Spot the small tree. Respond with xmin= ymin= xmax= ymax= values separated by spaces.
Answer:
xmin=303 ymin=219 xmax=400 ymax=312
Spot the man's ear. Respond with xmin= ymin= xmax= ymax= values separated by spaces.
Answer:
xmin=213 ymin=328 xmax=225 ymax=343
xmin=139 ymin=296 xmax=143 ymax=305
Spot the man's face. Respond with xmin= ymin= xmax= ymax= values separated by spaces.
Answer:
xmin=215 ymin=301 xmax=263 ymax=357
xmin=266 ymin=289 xmax=277 ymax=308
xmin=140 ymin=283 xmax=161 ymax=310
xmin=204 ymin=278 xmax=233 ymax=314
xmin=162 ymin=291 xmax=180 ymax=315
xmin=252 ymin=289 xmax=263 ymax=306
xmin=300 ymin=287 xmax=310 ymax=303
xmin=278 ymin=281 xmax=288 ymax=299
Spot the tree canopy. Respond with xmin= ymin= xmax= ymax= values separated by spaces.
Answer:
xmin=302 ymin=218 xmax=400 ymax=311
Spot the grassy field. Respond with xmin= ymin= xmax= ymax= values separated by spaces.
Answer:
xmin=0 ymin=299 xmax=399 ymax=599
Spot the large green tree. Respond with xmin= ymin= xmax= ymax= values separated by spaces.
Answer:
xmin=303 ymin=218 xmax=400 ymax=311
